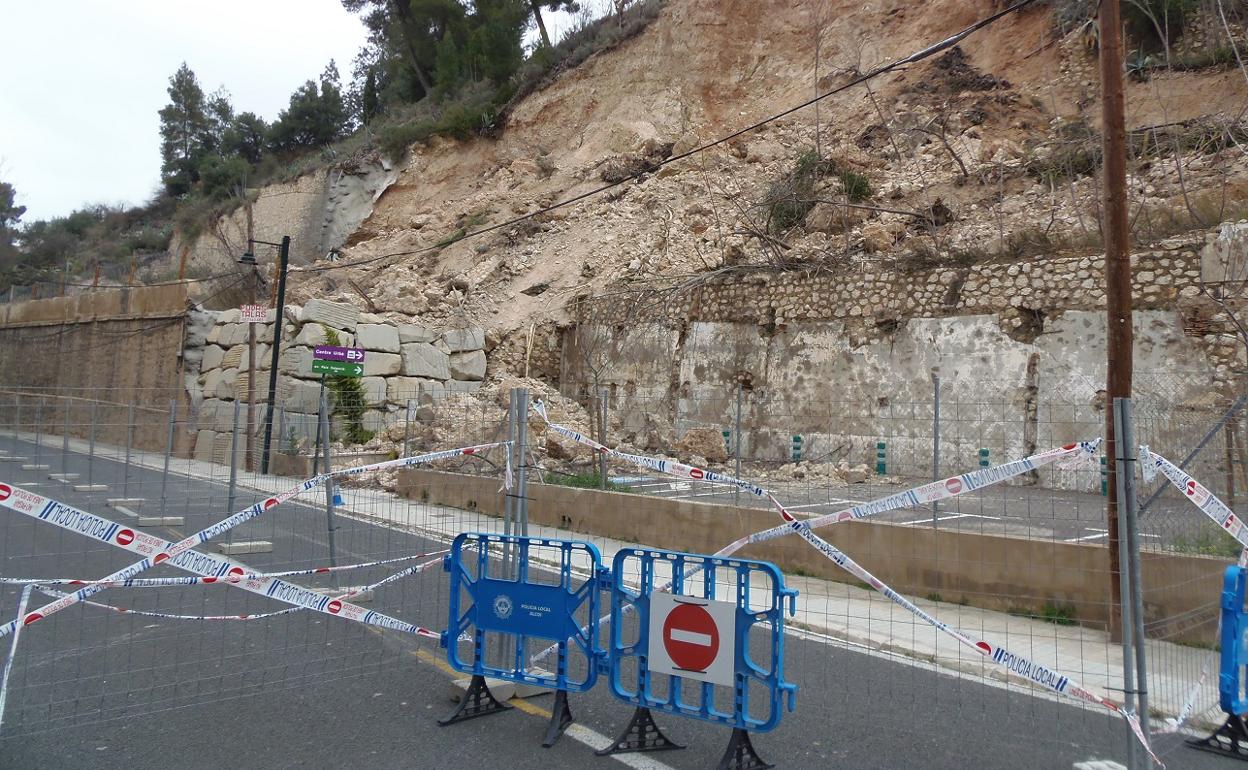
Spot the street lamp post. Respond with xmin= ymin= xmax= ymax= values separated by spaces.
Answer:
xmin=242 ymin=236 xmax=291 ymax=475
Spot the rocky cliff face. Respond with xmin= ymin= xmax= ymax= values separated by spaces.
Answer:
xmin=178 ymin=0 xmax=1248 ymax=465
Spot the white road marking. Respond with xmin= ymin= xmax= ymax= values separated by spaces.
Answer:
xmin=1065 ymin=532 xmax=1109 ymax=542
xmin=897 ymin=512 xmax=1001 ymax=526
xmin=785 ymin=499 xmax=865 ymax=510
xmin=564 ymin=723 xmax=679 ymax=770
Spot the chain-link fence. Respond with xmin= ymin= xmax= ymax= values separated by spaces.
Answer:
xmin=0 ymin=379 xmax=1242 ymax=768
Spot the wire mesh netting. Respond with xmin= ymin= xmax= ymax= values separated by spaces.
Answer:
xmin=0 ymin=379 xmax=1241 ymax=768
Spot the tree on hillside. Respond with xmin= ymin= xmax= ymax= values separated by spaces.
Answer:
xmin=268 ymin=62 xmax=350 ymax=153
xmin=431 ymin=0 xmax=525 ymax=97
xmin=0 ymin=180 xmax=26 ymax=271
xmin=222 ymin=112 xmax=268 ymax=164
xmin=528 ymin=0 xmax=578 ymax=48
xmin=158 ymin=63 xmax=211 ymax=196
xmin=343 ymin=0 xmax=450 ymax=99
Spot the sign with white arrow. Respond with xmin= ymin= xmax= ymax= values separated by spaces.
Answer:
xmin=311 ymin=359 xmax=364 ymax=377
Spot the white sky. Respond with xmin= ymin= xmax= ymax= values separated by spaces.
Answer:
xmin=0 ymin=0 xmax=369 ymax=221
xmin=0 ymin=0 xmax=611 ymax=223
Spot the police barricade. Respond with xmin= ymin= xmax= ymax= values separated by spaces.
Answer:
xmin=1189 ymin=564 xmax=1248 ymax=759
xmin=605 ymin=547 xmax=798 ymax=769
xmin=440 ymin=532 xmax=604 ymax=746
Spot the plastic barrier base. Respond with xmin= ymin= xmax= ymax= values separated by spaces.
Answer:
xmin=1188 ymin=715 xmax=1248 ymax=761
xmin=716 ymin=728 xmax=773 ymax=770
xmin=595 ymin=707 xmax=685 ymax=756
xmin=439 ymin=674 xmax=512 ymax=726
xmin=542 ymin=690 xmax=574 ymax=748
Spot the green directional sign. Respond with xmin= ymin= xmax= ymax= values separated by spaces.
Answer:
xmin=312 ymin=359 xmax=363 ymax=377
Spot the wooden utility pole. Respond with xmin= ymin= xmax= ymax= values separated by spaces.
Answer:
xmin=1100 ymin=0 xmax=1132 ymax=640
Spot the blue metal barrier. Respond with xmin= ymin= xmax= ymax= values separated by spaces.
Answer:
xmin=442 ymin=532 xmax=604 ymax=693
xmin=605 ymin=547 xmax=798 ymax=733
xmin=1188 ymin=564 xmax=1248 ymax=758
xmin=1220 ymin=564 xmax=1248 ymax=717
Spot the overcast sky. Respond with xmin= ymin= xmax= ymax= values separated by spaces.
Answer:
xmin=1 ymin=1 xmax=607 ymax=224
xmin=1 ymin=0 xmax=369 ymax=221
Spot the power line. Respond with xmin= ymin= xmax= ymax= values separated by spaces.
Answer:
xmin=293 ymin=0 xmax=1039 ymax=275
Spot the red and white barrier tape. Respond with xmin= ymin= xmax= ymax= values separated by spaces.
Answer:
xmin=0 ymin=551 xmax=448 ymax=588
xmin=531 ymin=402 xmax=1159 ymax=764
xmin=1140 ymin=446 xmax=1248 ymax=549
xmin=0 ymin=488 xmax=443 ymax=639
xmin=0 ymin=441 xmax=507 ymax=638
xmin=29 ymin=554 xmax=446 ymax=622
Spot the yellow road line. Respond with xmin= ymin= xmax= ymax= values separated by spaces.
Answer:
xmin=411 ymin=647 xmax=551 ymax=718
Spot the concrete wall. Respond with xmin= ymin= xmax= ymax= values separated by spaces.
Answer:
xmin=396 ymin=468 xmax=1224 ymax=644
xmin=0 ymin=284 xmax=194 ymax=451
xmin=564 ymin=233 xmax=1242 ymax=489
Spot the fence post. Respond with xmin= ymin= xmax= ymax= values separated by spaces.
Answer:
xmin=875 ymin=441 xmax=886 ymax=475
xmin=734 ymin=381 xmax=743 ymax=505
xmin=1114 ymin=397 xmax=1150 ymax=753
xmin=1112 ymin=397 xmax=1142 ymax=769
xmin=226 ymin=399 xmax=240 ymax=520
xmin=160 ymin=400 xmax=176 ymax=517
xmin=13 ymin=393 xmax=21 ymax=441
xmin=319 ymin=383 xmax=339 ymax=579
xmin=598 ymin=387 xmax=608 ymax=490
xmin=122 ymin=400 xmax=134 ymax=498
xmin=931 ymin=368 xmax=941 ymax=528
xmin=33 ymin=397 xmax=43 ymax=467
xmin=404 ymin=398 xmax=413 ymax=458
xmin=515 ymin=387 xmax=530 ymax=537
xmin=61 ymin=395 xmax=70 ymax=473
xmin=87 ymin=399 xmax=97 ymax=488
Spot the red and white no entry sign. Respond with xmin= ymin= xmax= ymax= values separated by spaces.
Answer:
xmin=647 ymin=591 xmax=735 ymax=686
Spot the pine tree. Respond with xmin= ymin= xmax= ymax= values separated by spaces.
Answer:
xmin=268 ymin=61 xmax=349 ymax=153
xmin=158 ymin=63 xmax=211 ymax=197
xmin=362 ymin=68 xmax=381 ymax=124
xmin=529 ymin=0 xmax=578 ymax=48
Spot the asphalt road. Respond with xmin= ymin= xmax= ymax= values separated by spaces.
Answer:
xmin=0 ymin=435 xmax=1227 ymax=769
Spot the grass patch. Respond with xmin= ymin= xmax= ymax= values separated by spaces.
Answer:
xmin=1008 ymin=602 xmax=1079 ymax=626
xmin=1172 ymin=525 xmax=1243 ymax=558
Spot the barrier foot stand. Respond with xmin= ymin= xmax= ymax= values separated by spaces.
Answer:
xmin=438 ymin=674 xmax=512 ymax=726
xmin=594 ymin=707 xmax=684 ymax=756
xmin=715 ymin=728 xmax=773 ymax=770
xmin=541 ymin=689 xmax=574 ymax=748
xmin=1187 ymin=714 xmax=1248 ymax=760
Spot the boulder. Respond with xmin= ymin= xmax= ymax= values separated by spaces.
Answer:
xmin=302 ymin=299 xmax=360 ymax=331
xmin=277 ymin=346 xmax=314 ymax=378
xmin=386 ymin=376 xmax=424 ymax=405
xmin=398 ymin=323 xmax=438 ymax=344
xmin=449 ymin=350 xmax=487 ymax=381
xmin=442 ymin=327 xmax=485 ymax=352
xmin=446 ymin=380 xmax=481 ymax=395
xmin=362 ymin=352 xmax=402 ymax=376
xmin=360 ymin=376 xmax=386 ymax=406
xmin=293 ymin=324 xmax=354 ymax=348
xmin=222 ymin=345 xmax=246 ymax=370
xmin=356 ymin=323 xmax=401 ymax=353
xmin=193 ymin=430 xmax=217 ymax=463
xmin=201 ymin=345 xmax=226 ymax=371
xmin=675 ymin=427 xmax=729 ymax=464
xmin=282 ymin=378 xmax=324 ymax=414
xmin=215 ymin=368 xmax=239 ymax=400
xmin=401 ymin=342 xmax=451 ymax=380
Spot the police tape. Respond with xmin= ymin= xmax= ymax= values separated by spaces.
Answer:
xmin=1140 ymin=446 xmax=1248 ymax=549
xmin=0 ymin=441 xmax=508 ymax=637
xmin=738 ymin=440 xmax=1101 ymax=547
xmin=0 ymin=490 xmax=443 ymax=639
xmin=29 ymin=554 xmax=447 ymax=622
xmin=530 ymin=406 xmax=1160 ymax=764
xmin=0 ymin=550 xmax=448 ymax=588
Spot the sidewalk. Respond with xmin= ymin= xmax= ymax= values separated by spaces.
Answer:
xmin=1 ymin=430 xmax=1223 ymax=732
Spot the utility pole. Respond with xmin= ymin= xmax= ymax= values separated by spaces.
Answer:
xmin=260 ymin=235 xmax=291 ymax=474
xmin=1100 ymin=0 xmax=1132 ymax=640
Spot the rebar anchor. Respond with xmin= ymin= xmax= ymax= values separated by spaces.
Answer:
xmin=1188 ymin=714 xmax=1248 ymax=761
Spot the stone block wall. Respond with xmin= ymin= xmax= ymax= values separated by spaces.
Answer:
xmin=189 ymin=298 xmax=486 ymax=456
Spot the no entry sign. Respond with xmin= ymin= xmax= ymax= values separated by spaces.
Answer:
xmin=647 ymin=591 xmax=735 ymax=686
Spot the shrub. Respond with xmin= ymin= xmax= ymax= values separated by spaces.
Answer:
xmin=321 ymin=326 xmax=374 ymax=445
